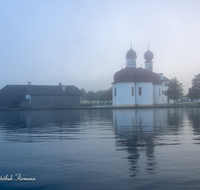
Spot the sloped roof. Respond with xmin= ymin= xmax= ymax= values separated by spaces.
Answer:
xmin=0 ymin=85 xmax=26 ymax=102
xmin=0 ymin=85 xmax=82 ymax=102
xmin=25 ymin=85 xmax=82 ymax=95
xmin=113 ymin=67 xmax=170 ymax=84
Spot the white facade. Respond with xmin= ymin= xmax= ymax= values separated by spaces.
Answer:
xmin=126 ymin=58 xmax=136 ymax=68
xmin=136 ymin=82 xmax=154 ymax=105
xmin=112 ymin=47 xmax=172 ymax=106
xmin=113 ymin=82 xmax=170 ymax=106
xmin=145 ymin=62 xmax=153 ymax=72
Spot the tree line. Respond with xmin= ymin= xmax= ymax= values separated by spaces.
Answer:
xmin=188 ymin=73 xmax=200 ymax=101
xmin=80 ymin=88 xmax=112 ymax=104
xmin=165 ymin=73 xmax=200 ymax=104
xmin=80 ymin=73 xmax=200 ymax=105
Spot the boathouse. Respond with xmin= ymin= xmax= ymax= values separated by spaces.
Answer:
xmin=0 ymin=83 xmax=82 ymax=109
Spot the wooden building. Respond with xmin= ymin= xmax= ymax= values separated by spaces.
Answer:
xmin=0 ymin=84 xmax=82 ymax=109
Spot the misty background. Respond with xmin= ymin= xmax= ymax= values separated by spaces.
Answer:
xmin=0 ymin=0 xmax=199 ymax=94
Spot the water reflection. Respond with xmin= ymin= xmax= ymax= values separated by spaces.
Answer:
xmin=188 ymin=108 xmax=200 ymax=132
xmin=187 ymin=108 xmax=200 ymax=143
xmin=0 ymin=110 xmax=82 ymax=142
xmin=0 ymin=107 xmax=199 ymax=184
xmin=0 ymin=109 xmax=113 ymax=143
xmin=112 ymin=108 xmax=187 ymax=177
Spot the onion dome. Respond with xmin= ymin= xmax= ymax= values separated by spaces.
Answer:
xmin=126 ymin=48 xmax=137 ymax=59
xmin=144 ymin=50 xmax=154 ymax=63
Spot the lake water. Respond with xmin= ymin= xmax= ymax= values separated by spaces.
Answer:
xmin=0 ymin=107 xmax=200 ymax=190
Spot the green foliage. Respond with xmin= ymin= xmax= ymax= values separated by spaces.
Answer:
xmin=80 ymin=88 xmax=87 ymax=102
xmin=96 ymin=88 xmax=112 ymax=102
xmin=85 ymin=91 xmax=96 ymax=102
xmin=188 ymin=74 xmax=200 ymax=100
xmin=166 ymin=77 xmax=184 ymax=104
xmin=80 ymin=87 xmax=112 ymax=103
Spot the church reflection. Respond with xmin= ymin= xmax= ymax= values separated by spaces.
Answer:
xmin=0 ymin=107 xmax=189 ymax=177
xmin=113 ymin=108 xmax=170 ymax=176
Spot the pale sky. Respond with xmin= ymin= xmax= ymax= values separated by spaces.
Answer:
xmin=0 ymin=0 xmax=200 ymax=94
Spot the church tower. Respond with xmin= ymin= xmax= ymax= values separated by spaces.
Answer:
xmin=126 ymin=44 xmax=137 ymax=68
xmin=144 ymin=46 xmax=154 ymax=72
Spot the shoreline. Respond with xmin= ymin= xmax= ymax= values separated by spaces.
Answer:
xmin=0 ymin=103 xmax=200 ymax=111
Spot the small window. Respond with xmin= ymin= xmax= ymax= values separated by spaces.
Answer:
xmin=164 ymin=83 xmax=169 ymax=87
xmin=162 ymin=90 xmax=165 ymax=95
xmin=114 ymin=88 xmax=116 ymax=96
xmin=159 ymin=89 xmax=161 ymax=96
xmin=139 ymin=87 xmax=142 ymax=96
xmin=132 ymin=87 xmax=134 ymax=96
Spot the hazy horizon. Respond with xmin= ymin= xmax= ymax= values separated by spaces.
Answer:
xmin=1 ymin=0 xmax=200 ymax=94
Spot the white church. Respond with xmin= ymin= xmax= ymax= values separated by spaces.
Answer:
xmin=112 ymin=45 xmax=173 ymax=106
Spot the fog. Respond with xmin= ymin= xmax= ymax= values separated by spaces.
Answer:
xmin=0 ymin=0 xmax=199 ymax=93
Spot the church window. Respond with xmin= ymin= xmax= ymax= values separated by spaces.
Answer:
xmin=114 ymin=88 xmax=116 ymax=96
xmin=139 ymin=87 xmax=142 ymax=96
xmin=132 ymin=87 xmax=134 ymax=96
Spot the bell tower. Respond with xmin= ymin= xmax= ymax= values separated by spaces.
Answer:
xmin=126 ymin=43 xmax=137 ymax=68
xmin=144 ymin=45 xmax=154 ymax=72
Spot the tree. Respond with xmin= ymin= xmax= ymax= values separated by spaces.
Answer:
xmin=104 ymin=87 xmax=112 ymax=103
xmin=95 ymin=90 xmax=104 ymax=102
xmin=85 ymin=91 xmax=96 ymax=102
xmin=80 ymin=88 xmax=86 ymax=102
xmin=95 ymin=88 xmax=112 ymax=104
xmin=166 ymin=77 xmax=184 ymax=104
xmin=188 ymin=74 xmax=200 ymax=100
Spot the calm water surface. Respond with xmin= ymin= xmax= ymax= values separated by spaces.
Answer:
xmin=0 ymin=108 xmax=200 ymax=190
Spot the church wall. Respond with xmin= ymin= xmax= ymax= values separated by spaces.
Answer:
xmin=154 ymin=83 xmax=169 ymax=104
xmin=145 ymin=62 xmax=153 ymax=71
xmin=162 ymin=83 xmax=169 ymax=103
xmin=113 ymin=82 xmax=156 ymax=106
xmin=126 ymin=58 xmax=136 ymax=67
xmin=113 ymin=82 xmax=173 ymax=106
xmin=112 ymin=84 xmax=117 ymax=105
xmin=112 ymin=83 xmax=135 ymax=106
xmin=154 ymin=85 xmax=163 ymax=104
xmin=135 ymin=82 xmax=154 ymax=105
